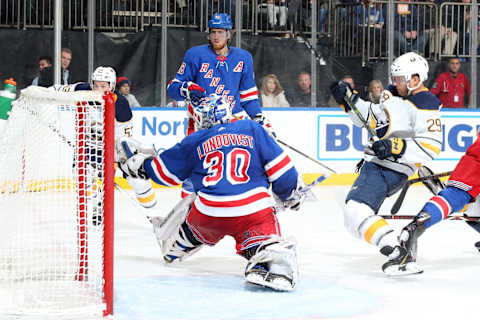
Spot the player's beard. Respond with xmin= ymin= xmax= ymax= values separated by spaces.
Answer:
xmin=210 ymin=39 xmax=228 ymax=52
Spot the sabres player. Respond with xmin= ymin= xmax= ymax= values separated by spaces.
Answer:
xmin=330 ymin=52 xmax=442 ymax=275
xmin=391 ymin=133 xmax=480 ymax=270
xmin=117 ymin=94 xmax=305 ymax=291
xmin=167 ymin=13 xmax=273 ymax=198
xmin=53 ymin=66 xmax=159 ymax=214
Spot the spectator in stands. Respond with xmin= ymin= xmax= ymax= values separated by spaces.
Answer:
xmin=267 ymin=0 xmax=287 ymax=30
xmin=367 ymin=79 xmax=383 ymax=103
xmin=328 ymin=74 xmax=355 ymax=107
xmin=260 ymin=74 xmax=290 ymax=107
xmin=32 ymin=56 xmax=52 ymax=86
xmin=421 ymin=0 xmax=457 ymax=57
xmin=287 ymin=71 xmax=312 ymax=107
xmin=116 ymin=76 xmax=141 ymax=107
xmin=37 ymin=66 xmax=53 ymax=88
xmin=439 ymin=0 xmax=470 ymax=55
xmin=357 ymin=0 xmax=385 ymax=57
xmin=61 ymin=48 xmax=72 ymax=85
xmin=393 ymin=0 xmax=427 ymax=55
xmin=430 ymin=57 xmax=471 ymax=108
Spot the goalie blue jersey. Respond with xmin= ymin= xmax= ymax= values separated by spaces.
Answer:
xmin=143 ymin=120 xmax=299 ymax=217
xmin=167 ymin=44 xmax=261 ymax=119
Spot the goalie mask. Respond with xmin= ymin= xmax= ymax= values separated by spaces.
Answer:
xmin=193 ymin=94 xmax=233 ymax=130
xmin=91 ymin=66 xmax=116 ymax=91
xmin=390 ymin=52 xmax=429 ymax=93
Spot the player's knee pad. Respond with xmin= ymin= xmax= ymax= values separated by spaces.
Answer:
xmin=245 ymin=236 xmax=298 ymax=286
xmin=127 ymin=176 xmax=157 ymax=209
xmin=438 ymin=186 xmax=473 ymax=213
xmin=344 ymin=200 xmax=396 ymax=248
xmin=162 ymin=221 xmax=204 ymax=263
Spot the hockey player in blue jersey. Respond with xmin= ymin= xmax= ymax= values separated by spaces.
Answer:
xmin=167 ymin=13 xmax=274 ymax=198
xmin=118 ymin=94 xmax=305 ymax=291
xmin=330 ymin=52 xmax=443 ymax=276
xmin=53 ymin=66 xmax=160 ymax=214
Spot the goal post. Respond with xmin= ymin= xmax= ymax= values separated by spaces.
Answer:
xmin=0 ymin=86 xmax=114 ymax=319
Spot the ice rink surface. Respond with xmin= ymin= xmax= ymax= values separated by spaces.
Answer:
xmin=114 ymin=186 xmax=480 ymax=320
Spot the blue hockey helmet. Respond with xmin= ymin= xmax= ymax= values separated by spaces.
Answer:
xmin=193 ymin=94 xmax=232 ymax=129
xmin=208 ymin=13 xmax=233 ymax=30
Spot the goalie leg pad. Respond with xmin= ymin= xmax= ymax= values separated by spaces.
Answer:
xmin=244 ymin=236 xmax=298 ymax=291
xmin=162 ymin=220 xmax=204 ymax=263
xmin=344 ymin=200 xmax=397 ymax=248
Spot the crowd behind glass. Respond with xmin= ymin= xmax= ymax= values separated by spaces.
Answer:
xmin=1 ymin=0 xmax=478 ymax=108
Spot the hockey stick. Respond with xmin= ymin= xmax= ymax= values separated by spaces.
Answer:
xmin=380 ymin=214 xmax=480 ymax=222
xmin=343 ymin=85 xmax=378 ymax=139
xmin=390 ymin=171 xmax=452 ymax=215
xmin=276 ymin=139 xmax=337 ymax=174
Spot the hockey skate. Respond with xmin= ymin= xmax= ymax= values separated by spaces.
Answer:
xmin=244 ymin=237 xmax=298 ymax=291
xmin=381 ymin=212 xmax=429 ymax=276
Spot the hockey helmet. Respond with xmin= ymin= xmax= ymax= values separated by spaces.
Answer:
xmin=193 ymin=94 xmax=232 ymax=130
xmin=91 ymin=66 xmax=117 ymax=91
xmin=390 ymin=52 xmax=429 ymax=91
xmin=208 ymin=13 xmax=233 ymax=30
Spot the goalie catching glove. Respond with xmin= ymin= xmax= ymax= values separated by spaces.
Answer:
xmin=116 ymin=137 xmax=157 ymax=180
xmin=274 ymin=179 xmax=306 ymax=211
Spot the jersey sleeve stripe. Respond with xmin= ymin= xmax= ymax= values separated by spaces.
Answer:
xmin=151 ymin=157 xmax=182 ymax=186
xmin=419 ymin=141 xmax=441 ymax=155
xmin=265 ymin=154 xmax=293 ymax=182
xmin=239 ymin=87 xmax=258 ymax=95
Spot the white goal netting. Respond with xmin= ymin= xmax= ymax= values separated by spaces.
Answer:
xmin=0 ymin=86 xmax=113 ymax=319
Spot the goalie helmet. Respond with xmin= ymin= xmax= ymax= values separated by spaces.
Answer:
xmin=91 ymin=66 xmax=116 ymax=91
xmin=390 ymin=52 xmax=429 ymax=91
xmin=192 ymin=94 xmax=232 ymax=130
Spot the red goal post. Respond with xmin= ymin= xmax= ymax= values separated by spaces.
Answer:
xmin=0 ymin=86 xmax=114 ymax=319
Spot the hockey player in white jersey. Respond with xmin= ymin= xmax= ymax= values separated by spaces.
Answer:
xmin=54 ymin=67 xmax=160 ymax=215
xmin=330 ymin=52 xmax=442 ymax=275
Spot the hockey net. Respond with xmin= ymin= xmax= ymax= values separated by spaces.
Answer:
xmin=0 ymin=86 xmax=114 ymax=319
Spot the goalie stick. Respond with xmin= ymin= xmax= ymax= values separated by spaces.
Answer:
xmin=390 ymin=170 xmax=452 ymax=215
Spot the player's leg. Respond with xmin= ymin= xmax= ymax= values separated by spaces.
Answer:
xmin=161 ymin=204 xmax=208 ymax=263
xmin=344 ymin=162 xmax=418 ymax=274
xmin=126 ymin=175 xmax=158 ymax=210
xmin=234 ymin=208 xmax=298 ymax=291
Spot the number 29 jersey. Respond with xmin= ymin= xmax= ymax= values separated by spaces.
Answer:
xmin=143 ymin=120 xmax=299 ymax=218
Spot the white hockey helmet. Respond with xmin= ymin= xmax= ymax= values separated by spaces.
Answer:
xmin=390 ymin=52 xmax=429 ymax=92
xmin=193 ymin=94 xmax=232 ymax=130
xmin=91 ymin=66 xmax=116 ymax=91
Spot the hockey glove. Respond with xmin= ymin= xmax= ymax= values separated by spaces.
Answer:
xmin=253 ymin=113 xmax=276 ymax=138
xmin=282 ymin=180 xmax=307 ymax=211
xmin=329 ymin=81 xmax=359 ymax=112
xmin=119 ymin=153 xmax=150 ymax=180
xmin=180 ymin=81 xmax=206 ymax=105
xmin=371 ymin=138 xmax=406 ymax=160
